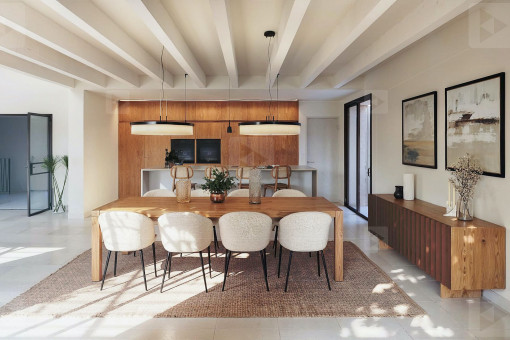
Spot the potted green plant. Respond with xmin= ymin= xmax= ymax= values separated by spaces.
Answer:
xmin=201 ymin=168 xmax=235 ymax=203
xmin=165 ymin=149 xmax=179 ymax=168
xmin=41 ymin=155 xmax=68 ymax=213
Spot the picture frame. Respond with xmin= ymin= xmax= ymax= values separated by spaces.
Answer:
xmin=445 ymin=72 xmax=505 ymax=177
xmin=402 ymin=91 xmax=437 ymax=168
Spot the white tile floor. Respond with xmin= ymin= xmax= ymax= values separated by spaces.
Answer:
xmin=0 ymin=208 xmax=509 ymax=339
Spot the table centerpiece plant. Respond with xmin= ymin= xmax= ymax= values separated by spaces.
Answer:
xmin=201 ymin=168 xmax=235 ymax=203
xmin=448 ymin=153 xmax=483 ymax=221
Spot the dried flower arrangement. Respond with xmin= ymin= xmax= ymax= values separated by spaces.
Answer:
xmin=448 ymin=153 xmax=483 ymax=220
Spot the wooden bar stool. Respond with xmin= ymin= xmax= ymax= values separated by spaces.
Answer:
xmin=170 ymin=165 xmax=195 ymax=191
xmin=205 ymin=166 xmax=229 ymax=179
xmin=263 ymin=165 xmax=291 ymax=196
xmin=235 ymin=166 xmax=255 ymax=189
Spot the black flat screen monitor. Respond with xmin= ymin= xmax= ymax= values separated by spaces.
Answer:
xmin=171 ymin=139 xmax=195 ymax=163
xmin=197 ymin=139 xmax=221 ymax=164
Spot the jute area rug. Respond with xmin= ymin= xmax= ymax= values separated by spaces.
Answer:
xmin=0 ymin=241 xmax=424 ymax=318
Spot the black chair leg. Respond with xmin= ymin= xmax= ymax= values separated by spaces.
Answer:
xmin=140 ymin=250 xmax=147 ymax=291
xmin=222 ymin=250 xmax=231 ymax=291
xmin=207 ymin=246 xmax=212 ymax=278
xmin=114 ymin=251 xmax=118 ymax=277
xmin=321 ymin=250 xmax=331 ymax=291
xmin=133 ymin=251 xmax=136 ymax=257
xmin=160 ymin=252 xmax=171 ymax=293
xmin=317 ymin=251 xmax=320 ymax=277
xmin=213 ymin=226 xmax=218 ymax=257
xmin=274 ymin=226 xmax=279 ymax=257
xmin=199 ymin=251 xmax=208 ymax=293
xmin=152 ymin=242 xmax=158 ymax=277
xmin=260 ymin=249 xmax=269 ymax=291
xmin=278 ymin=245 xmax=283 ymax=278
xmin=284 ymin=250 xmax=293 ymax=292
xmin=100 ymin=250 xmax=111 ymax=291
xmin=309 ymin=252 xmax=312 ymax=257
xmin=168 ymin=252 xmax=172 ymax=279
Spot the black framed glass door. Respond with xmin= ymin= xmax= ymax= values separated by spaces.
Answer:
xmin=27 ymin=113 xmax=52 ymax=216
xmin=344 ymin=95 xmax=372 ymax=219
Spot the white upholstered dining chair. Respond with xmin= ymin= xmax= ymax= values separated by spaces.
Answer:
xmin=98 ymin=211 xmax=158 ymax=291
xmin=227 ymin=189 xmax=250 ymax=197
xmin=190 ymin=189 xmax=220 ymax=255
xmin=219 ymin=212 xmax=272 ymax=291
xmin=158 ymin=212 xmax=214 ymax=293
xmin=277 ymin=212 xmax=332 ymax=292
xmin=271 ymin=189 xmax=307 ymax=257
xmin=143 ymin=189 xmax=176 ymax=197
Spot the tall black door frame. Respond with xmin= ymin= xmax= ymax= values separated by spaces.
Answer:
xmin=27 ymin=113 xmax=53 ymax=217
xmin=344 ymin=94 xmax=372 ymax=220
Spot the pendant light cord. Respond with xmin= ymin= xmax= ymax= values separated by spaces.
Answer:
xmin=160 ymin=46 xmax=164 ymax=122
xmin=184 ymin=74 xmax=188 ymax=123
xmin=228 ymin=77 xmax=231 ymax=124
xmin=267 ymin=35 xmax=273 ymax=121
xmin=276 ymin=73 xmax=279 ymax=121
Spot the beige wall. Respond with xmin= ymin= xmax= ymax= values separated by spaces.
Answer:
xmin=83 ymin=91 xmax=118 ymax=216
xmin=342 ymin=6 xmax=510 ymax=302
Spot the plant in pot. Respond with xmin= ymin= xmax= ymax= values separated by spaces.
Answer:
xmin=201 ymin=168 xmax=235 ymax=203
xmin=41 ymin=155 xmax=69 ymax=213
xmin=165 ymin=149 xmax=179 ymax=168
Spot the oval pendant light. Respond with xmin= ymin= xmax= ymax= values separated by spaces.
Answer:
xmin=131 ymin=48 xmax=193 ymax=136
xmin=239 ymin=31 xmax=300 ymax=136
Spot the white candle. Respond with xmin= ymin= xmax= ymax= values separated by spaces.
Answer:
xmin=403 ymin=174 xmax=415 ymax=200
xmin=448 ymin=182 xmax=451 ymax=204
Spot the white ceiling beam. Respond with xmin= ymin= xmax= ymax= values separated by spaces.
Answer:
xmin=41 ymin=0 xmax=172 ymax=87
xmin=0 ymin=25 xmax=107 ymax=87
xmin=128 ymin=0 xmax=206 ymax=88
xmin=0 ymin=50 xmax=74 ymax=88
xmin=332 ymin=0 xmax=481 ymax=88
xmin=0 ymin=2 xmax=139 ymax=87
xmin=209 ymin=0 xmax=238 ymax=88
xmin=267 ymin=0 xmax=311 ymax=87
xmin=300 ymin=0 xmax=395 ymax=88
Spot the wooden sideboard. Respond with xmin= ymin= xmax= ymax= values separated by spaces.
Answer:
xmin=368 ymin=194 xmax=505 ymax=298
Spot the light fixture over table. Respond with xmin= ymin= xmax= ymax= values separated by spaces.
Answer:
xmin=239 ymin=30 xmax=301 ymax=136
xmin=130 ymin=48 xmax=194 ymax=136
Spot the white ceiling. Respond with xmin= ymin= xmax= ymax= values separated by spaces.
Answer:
xmin=0 ymin=0 xmax=478 ymax=100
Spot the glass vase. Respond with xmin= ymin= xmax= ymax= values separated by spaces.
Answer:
xmin=456 ymin=195 xmax=474 ymax=221
xmin=176 ymin=179 xmax=191 ymax=203
xmin=249 ymin=168 xmax=261 ymax=204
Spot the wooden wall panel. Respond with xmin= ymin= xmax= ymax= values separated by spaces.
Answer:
xmin=118 ymin=122 xmax=144 ymax=198
xmin=118 ymin=101 xmax=299 ymax=197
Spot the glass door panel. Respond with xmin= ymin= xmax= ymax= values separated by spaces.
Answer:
xmin=28 ymin=113 xmax=52 ymax=216
xmin=344 ymin=95 xmax=372 ymax=219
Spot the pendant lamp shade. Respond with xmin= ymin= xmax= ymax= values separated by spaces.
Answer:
xmin=239 ymin=121 xmax=300 ymax=135
xmin=130 ymin=121 xmax=194 ymax=135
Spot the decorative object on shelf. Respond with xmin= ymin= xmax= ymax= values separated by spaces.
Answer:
xmin=201 ymin=168 xmax=236 ymax=203
xmin=130 ymin=47 xmax=194 ymax=136
xmin=42 ymin=155 xmax=68 ymax=213
xmin=165 ymin=148 xmax=178 ymax=168
xmin=403 ymin=174 xmax=414 ymax=200
xmin=402 ymin=91 xmax=437 ymax=168
xmin=239 ymin=31 xmax=300 ymax=136
xmin=393 ymin=186 xmax=403 ymax=199
xmin=449 ymin=153 xmax=483 ymax=221
xmin=444 ymin=180 xmax=457 ymax=216
xmin=249 ymin=168 xmax=262 ymax=204
xmin=176 ymin=179 xmax=191 ymax=203
xmin=445 ymin=72 xmax=505 ymax=177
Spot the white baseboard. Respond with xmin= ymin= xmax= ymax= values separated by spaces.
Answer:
xmin=483 ymin=290 xmax=510 ymax=313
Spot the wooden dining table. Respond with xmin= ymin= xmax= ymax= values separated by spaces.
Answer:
xmin=90 ymin=197 xmax=344 ymax=282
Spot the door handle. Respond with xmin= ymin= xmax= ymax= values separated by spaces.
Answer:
xmin=367 ymin=168 xmax=371 ymax=177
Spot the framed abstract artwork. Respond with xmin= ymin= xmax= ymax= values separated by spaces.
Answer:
xmin=445 ymin=72 xmax=505 ymax=177
xmin=402 ymin=91 xmax=437 ymax=168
